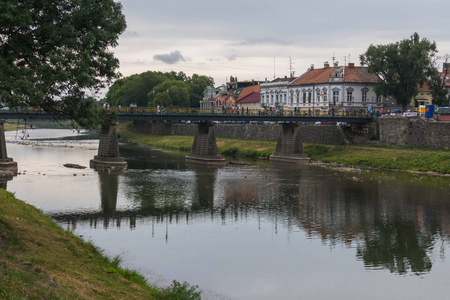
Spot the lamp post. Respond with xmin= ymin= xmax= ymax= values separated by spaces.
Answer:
xmin=153 ymin=90 xmax=155 ymax=109
xmin=166 ymin=89 xmax=169 ymax=107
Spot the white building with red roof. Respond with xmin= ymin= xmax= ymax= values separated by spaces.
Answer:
xmin=260 ymin=76 xmax=296 ymax=108
xmin=286 ymin=61 xmax=383 ymax=112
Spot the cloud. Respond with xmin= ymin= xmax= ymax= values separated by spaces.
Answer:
xmin=153 ymin=50 xmax=186 ymax=64
xmin=231 ymin=37 xmax=292 ymax=46
xmin=122 ymin=30 xmax=139 ymax=37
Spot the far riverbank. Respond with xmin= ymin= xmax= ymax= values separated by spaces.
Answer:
xmin=118 ymin=122 xmax=450 ymax=176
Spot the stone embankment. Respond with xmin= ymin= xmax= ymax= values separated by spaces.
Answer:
xmin=130 ymin=118 xmax=450 ymax=150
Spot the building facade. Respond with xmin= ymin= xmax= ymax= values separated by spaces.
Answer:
xmin=285 ymin=62 xmax=383 ymax=112
xmin=260 ymin=77 xmax=296 ymax=108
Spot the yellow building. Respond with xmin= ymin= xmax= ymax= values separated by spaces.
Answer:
xmin=411 ymin=83 xmax=433 ymax=107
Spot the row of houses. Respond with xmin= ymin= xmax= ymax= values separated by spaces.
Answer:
xmin=201 ymin=61 xmax=450 ymax=112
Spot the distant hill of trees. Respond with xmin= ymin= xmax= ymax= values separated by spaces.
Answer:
xmin=103 ymin=71 xmax=214 ymax=108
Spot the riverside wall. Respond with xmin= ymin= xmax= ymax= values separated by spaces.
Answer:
xmin=130 ymin=118 xmax=450 ymax=150
xmin=378 ymin=118 xmax=450 ymax=149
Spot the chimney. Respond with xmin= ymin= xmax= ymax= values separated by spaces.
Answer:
xmin=348 ymin=63 xmax=355 ymax=68
xmin=324 ymin=61 xmax=330 ymax=68
xmin=310 ymin=64 xmax=314 ymax=70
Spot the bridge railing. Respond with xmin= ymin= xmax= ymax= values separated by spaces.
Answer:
xmin=95 ymin=106 xmax=377 ymax=118
xmin=0 ymin=106 xmax=380 ymax=120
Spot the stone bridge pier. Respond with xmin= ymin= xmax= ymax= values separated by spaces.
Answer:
xmin=90 ymin=122 xmax=127 ymax=172
xmin=185 ymin=121 xmax=226 ymax=166
xmin=0 ymin=120 xmax=18 ymax=176
xmin=269 ymin=122 xmax=310 ymax=163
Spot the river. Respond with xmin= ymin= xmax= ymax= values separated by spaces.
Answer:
xmin=4 ymin=128 xmax=450 ymax=300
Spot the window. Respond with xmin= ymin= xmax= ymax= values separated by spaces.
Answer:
xmin=323 ymin=90 xmax=327 ymax=102
xmin=316 ymin=91 xmax=320 ymax=103
xmin=303 ymin=92 xmax=306 ymax=103
xmin=308 ymin=92 xmax=312 ymax=103
xmin=377 ymin=95 xmax=382 ymax=103
xmin=361 ymin=88 xmax=368 ymax=103
xmin=296 ymin=91 xmax=300 ymax=104
xmin=333 ymin=90 xmax=339 ymax=104
xmin=347 ymin=91 xmax=353 ymax=102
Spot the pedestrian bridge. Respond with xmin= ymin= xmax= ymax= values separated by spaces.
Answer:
xmin=0 ymin=108 xmax=373 ymax=173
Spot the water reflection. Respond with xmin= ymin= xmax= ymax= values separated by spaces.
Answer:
xmin=49 ymin=145 xmax=450 ymax=276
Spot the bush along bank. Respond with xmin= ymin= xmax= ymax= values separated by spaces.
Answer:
xmin=117 ymin=123 xmax=450 ymax=175
xmin=0 ymin=189 xmax=201 ymax=299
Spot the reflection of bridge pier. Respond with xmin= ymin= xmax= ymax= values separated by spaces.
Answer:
xmin=185 ymin=121 xmax=226 ymax=166
xmin=98 ymin=172 xmax=119 ymax=215
xmin=0 ymin=120 xmax=18 ymax=175
xmin=269 ymin=122 xmax=310 ymax=163
xmin=90 ymin=122 xmax=127 ymax=172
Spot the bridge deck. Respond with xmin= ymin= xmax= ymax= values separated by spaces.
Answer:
xmin=0 ymin=109 xmax=373 ymax=124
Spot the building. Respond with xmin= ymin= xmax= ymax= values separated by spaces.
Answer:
xmin=259 ymin=76 xmax=296 ymax=108
xmin=286 ymin=62 xmax=382 ymax=112
xmin=411 ymin=83 xmax=433 ymax=107
xmin=236 ymin=85 xmax=260 ymax=110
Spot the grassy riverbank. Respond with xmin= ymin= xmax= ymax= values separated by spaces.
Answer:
xmin=0 ymin=189 xmax=201 ymax=299
xmin=118 ymin=122 xmax=450 ymax=175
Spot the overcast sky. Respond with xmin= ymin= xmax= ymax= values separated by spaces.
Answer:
xmin=112 ymin=0 xmax=450 ymax=87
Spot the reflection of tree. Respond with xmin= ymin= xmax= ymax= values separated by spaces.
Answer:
xmin=54 ymin=149 xmax=450 ymax=276
xmin=356 ymin=219 xmax=437 ymax=274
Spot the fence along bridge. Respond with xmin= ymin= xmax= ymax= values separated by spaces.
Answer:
xmin=0 ymin=109 xmax=373 ymax=173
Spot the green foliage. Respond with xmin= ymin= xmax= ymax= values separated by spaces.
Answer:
xmin=428 ymin=59 xmax=449 ymax=106
xmin=152 ymin=80 xmax=190 ymax=107
xmin=106 ymin=71 xmax=214 ymax=108
xmin=360 ymin=33 xmax=439 ymax=109
xmin=187 ymin=74 xmax=214 ymax=107
xmin=155 ymin=280 xmax=202 ymax=300
xmin=0 ymin=0 xmax=126 ymax=129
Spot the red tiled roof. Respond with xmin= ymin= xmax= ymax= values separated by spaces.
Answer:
xmin=271 ymin=77 xmax=296 ymax=83
xmin=237 ymin=91 xmax=260 ymax=104
xmin=237 ymin=85 xmax=260 ymax=101
xmin=289 ymin=66 xmax=379 ymax=86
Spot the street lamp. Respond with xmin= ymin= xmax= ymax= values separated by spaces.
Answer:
xmin=153 ymin=90 xmax=155 ymax=108
xmin=166 ymin=89 xmax=169 ymax=107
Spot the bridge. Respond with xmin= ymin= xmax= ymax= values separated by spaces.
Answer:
xmin=0 ymin=108 xmax=373 ymax=173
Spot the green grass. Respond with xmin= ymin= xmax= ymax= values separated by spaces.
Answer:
xmin=118 ymin=121 xmax=450 ymax=174
xmin=0 ymin=189 xmax=202 ymax=299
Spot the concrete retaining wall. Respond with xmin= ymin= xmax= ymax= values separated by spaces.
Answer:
xmin=131 ymin=122 xmax=349 ymax=145
xmin=378 ymin=118 xmax=450 ymax=149
xmin=130 ymin=118 xmax=450 ymax=150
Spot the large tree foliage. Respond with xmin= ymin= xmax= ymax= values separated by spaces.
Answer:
xmin=105 ymin=71 xmax=214 ymax=108
xmin=187 ymin=74 xmax=214 ymax=107
xmin=150 ymin=80 xmax=189 ymax=108
xmin=0 ymin=0 xmax=126 ymax=128
xmin=428 ymin=56 xmax=449 ymax=107
xmin=360 ymin=33 xmax=439 ymax=109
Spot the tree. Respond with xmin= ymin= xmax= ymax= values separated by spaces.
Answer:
xmin=107 ymin=71 xmax=214 ymax=108
xmin=187 ymin=74 xmax=214 ymax=107
xmin=360 ymin=33 xmax=439 ymax=109
xmin=106 ymin=71 xmax=166 ymax=108
xmin=428 ymin=55 xmax=449 ymax=106
xmin=150 ymin=80 xmax=189 ymax=107
xmin=0 ymin=0 xmax=126 ymax=128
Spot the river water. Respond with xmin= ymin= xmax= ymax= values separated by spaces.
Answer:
xmin=4 ymin=129 xmax=450 ymax=300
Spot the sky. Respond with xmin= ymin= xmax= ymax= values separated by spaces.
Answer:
xmin=111 ymin=0 xmax=450 ymax=88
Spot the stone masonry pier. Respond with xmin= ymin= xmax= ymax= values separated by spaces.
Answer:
xmin=90 ymin=122 xmax=127 ymax=172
